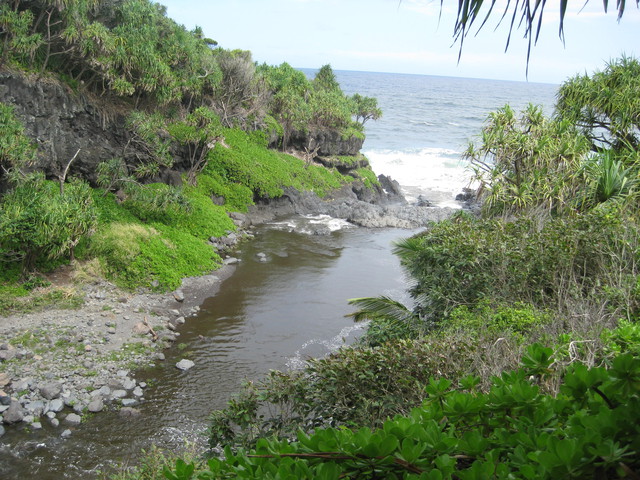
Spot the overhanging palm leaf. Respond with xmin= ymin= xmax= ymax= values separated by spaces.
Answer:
xmin=448 ymin=1 xmax=639 ymax=71
xmin=347 ymin=296 xmax=416 ymax=323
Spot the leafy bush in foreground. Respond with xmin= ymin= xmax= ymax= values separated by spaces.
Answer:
xmin=169 ymin=348 xmax=640 ymax=480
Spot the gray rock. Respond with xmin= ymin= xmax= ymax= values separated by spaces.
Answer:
xmin=64 ymin=413 xmax=82 ymax=425
xmin=0 ymin=395 xmax=11 ymax=406
xmin=223 ymin=257 xmax=239 ymax=265
xmin=31 ymin=421 xmax=43 ymax=430
xmin=107 ymin=327 xmax=116 ymax=335
xmin=121 ymin=398 xmax=137 ymax=407
xmin=119 ymin=407 xmax=140 ymax=417
xmin=87 ymin=398 xmax=104 ymax=413
xmin=154 ymin=353 xmax=165 ymax=361
xmin=23 ymin=415 xmax=34 ymax=424
xmin=11 ymin=379 xmax=31 ymax=393
xmin=111 ymin=389 xmax=127 ymax=399
xmin=176 ymin=359 xmax=195 ymax=371
xmin=122 ymin=379 xmax=136 ymax=391
xmin=61 ymin=429 xmax=72 ymax=438
xmin=40 ymin=381 xmax=63 ymax=400
xmin=159 ymin=332 xmax=176 ymax=343
xmin=51 ymin=418 xmax=60 ymax=427
xmin=48 ymin=398 xmax=64 ymax=413
xmin=0 ymin=425 xmax=5 ymax=437
xmin=169 ymin=309 xmax=180 ymax=316
xmin=3 ymin=400 xmax=24 ymax=424
xmin=116 ymin=370 xmax=128 ymax=377
xmin=98 ymin=386 xmax=112 ymax=396
xmin=173 ymin=290 xmax=185 ymax=302
xmin=175 ymin=316 xmax=186 ymax=325
xmin=132 ymin=322 xmax=151 ymax=335
xmin=0 ymin=405 xmax=8 ymax=414
xmin=25 ymin=400 xmax=45 ymax=416
xmin=0 ymin=349 xmax=16 ymax=362
xmin=46 ymin=411 xmax=56 ymax=419
xmin=132 ymin=386 xmax=143 ymax=397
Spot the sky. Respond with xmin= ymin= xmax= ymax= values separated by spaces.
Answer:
xmin=158 ymin=0 xmax=639 ymax=84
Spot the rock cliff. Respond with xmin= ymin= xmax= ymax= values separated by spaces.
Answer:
xmin=0 ymin=71 xmax=144 ymax=187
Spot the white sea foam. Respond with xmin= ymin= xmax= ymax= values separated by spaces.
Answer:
xmin=364 ymin=147 xmax=475 ymax=208
xmin=268 ymin=214 xmax=354 ymax=235
xmin=286 ymin=322 xmax=368 ymax=370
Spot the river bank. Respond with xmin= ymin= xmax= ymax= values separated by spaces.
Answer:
xmin=0 ymin=184 xmax=460 ymax=440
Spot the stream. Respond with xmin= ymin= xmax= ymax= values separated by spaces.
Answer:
xmin=0 ymin=217 xmax=414 ymax=479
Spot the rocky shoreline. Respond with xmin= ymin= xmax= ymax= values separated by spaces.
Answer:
xmin=0 ymin=182 xmax=464 ymax=439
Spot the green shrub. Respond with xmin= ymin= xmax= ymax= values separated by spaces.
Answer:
xmin=0 ymin=175 xmax=97 ymax=273
xmin=353 ymin=167 xmax=380 ymax=189
xmin=178 ymin=349 xmax=640 ymax=480
xmin=0 ymin=102 xmax=36 ymax=171
xmin=447 ymin=300 xmax=552 ymax=338
xmin=209 ymin=336 xmax=478 ymax=450
xmin=396 ymin=207 xmax=639 ymax=325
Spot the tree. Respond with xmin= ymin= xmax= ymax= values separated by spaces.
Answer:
xmin=0 ymin=174 xmax=96 ymax=273
xmin=465 ymin=104 xmax=591 ymax=215
xmin=557 ymin=56 xmax=640 ymax=151
xmin=351 ymin=93 xmax=382 ymax=125
xmin=312 ymin=64 xmax=340 ymax=93
xmin=211 ymin=49 xmax=267 ymax=128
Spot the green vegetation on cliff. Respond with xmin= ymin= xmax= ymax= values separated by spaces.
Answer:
xmin=0 ymin=1 xmax=385 ymax=309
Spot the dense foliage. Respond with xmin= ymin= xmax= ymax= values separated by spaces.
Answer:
xmin=158 ymin=58 xmax=640 ymax=480
xmin=0 ymin=1 xmax=386 ymax=303
xmin=0 ymin=0 xmax=380 ymax=145
xmin=169 ymin=347 xmax=640 ymax=480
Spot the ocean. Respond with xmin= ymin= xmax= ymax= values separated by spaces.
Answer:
xmin=304 ymin=69 xmax=559 ymax=207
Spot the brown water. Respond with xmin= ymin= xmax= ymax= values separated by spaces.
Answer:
xmin=0 ymin=219 xmax=413 ymax=479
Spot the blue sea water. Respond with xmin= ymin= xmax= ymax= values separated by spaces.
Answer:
xmin=303 ymin=69 xmax=559 ymax=206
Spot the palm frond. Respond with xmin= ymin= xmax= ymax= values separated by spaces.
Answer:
xmin=347 ymin=296 xmax=415 ymax=323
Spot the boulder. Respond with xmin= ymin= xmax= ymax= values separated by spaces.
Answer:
xmin=25 ymin=400 xmax=45 ymax=416
xmin=64 ymin=413 xmax=82 ymax=425
xmin=0 ymin=349 xmax=16 ymax=363
xmin=40 ymin=381 xmax=63 ymax=400
xmin=119 ymin=407 xmax=141 ymax=417
xmin=48 ymin=398 xmax=65 ymax=413
xmin=132 ymin=322 xmax=151 ymax=335
xmin=87 ymin=398 xmax=104 ymax=413
xmin=176 ymin=359 xmax=195 ymax=371
xmin=173 ymin=289 xmax=185 ymax=302
xmin=3 ymin=400 xmax=24 ymax=424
